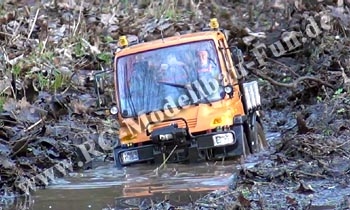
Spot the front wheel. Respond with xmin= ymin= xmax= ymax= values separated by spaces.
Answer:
xmin=242 ymin=132 xmax=251 ymax=159
xmin=251 ymin=122 xmax=268 ymax=153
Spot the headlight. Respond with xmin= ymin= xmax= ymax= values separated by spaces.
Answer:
xmin=224 ymin=85 xmax=233 ymax=94
xmin=110 ymin=106 xmax=118 ymax=115
xmin=120 ymin=150 xmax=139 ymax=164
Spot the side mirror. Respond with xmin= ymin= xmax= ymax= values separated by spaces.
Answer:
xmin=93 ymin=70 xmax=113 ymax=108
xmin=96 ymin=76 xmax=105 ymax=94
xmin=230 ymin=47 xmax=248 ymax=80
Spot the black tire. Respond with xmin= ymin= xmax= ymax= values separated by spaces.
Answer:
xmin=242 ymin=132 xmax=251 ymax=159
xmin=251 ymin=122 xmax=268 ymax=153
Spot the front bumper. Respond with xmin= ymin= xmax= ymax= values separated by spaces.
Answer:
xmin=113 ymin=116 xmax=247 ymax=167
xmin=113 ymin=128 xmax=245 ymax=168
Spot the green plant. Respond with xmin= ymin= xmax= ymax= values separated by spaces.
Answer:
xmin=74 ymin=39 xmax=86 ymax=58
xmin=97 ymin=52 xmax=112 ymax=64
xmin=103 ymin=36 xmax=114 ymax=43
xmin=52 ymin=70 xmax=65 ymax=92
xmin=37 ymin=72 xmax=50 ymax=91
xmin=323 ymin=128 xmax=332 ymax=136
xmin=333 ymin=88 xmax=343 ymax=97
xmin=337 ymin=108 xmax=346 ymax=114
xmin=12 ymin=63 xmax=22 ymax=78
xmin=0 ymin=96 xmax=5 ymax=112
xmin=164 ymin=8 xmax=176 ymax=19
xmin=240 ymin=187 xmax=251 ymax=197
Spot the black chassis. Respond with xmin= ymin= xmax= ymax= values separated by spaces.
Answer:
xmin=113 ymin=116 xmax=247 ymax=168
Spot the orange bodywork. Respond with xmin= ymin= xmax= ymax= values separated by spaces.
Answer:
xmin=113 ymin=31 xmax=246 ymax=145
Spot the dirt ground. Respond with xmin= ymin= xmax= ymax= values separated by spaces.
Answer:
xmin=1 ymin=0 xmax=350 ymax=209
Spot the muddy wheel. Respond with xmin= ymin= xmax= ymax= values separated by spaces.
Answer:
xmin=251 ymin=122 xmax=268 ymax=153
xmin=242 ymin=132 xmax=251 ymax=159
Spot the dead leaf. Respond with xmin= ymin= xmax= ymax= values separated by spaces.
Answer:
xmin=286 ymin=195 xmax=298 ymax=205
xmin=294 ymin=181 xmax=315 ymax=194
xmin=238 ymin=192 xmax=251 ymax=208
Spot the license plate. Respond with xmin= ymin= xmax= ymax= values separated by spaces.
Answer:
xmin=121 ymin=150 xmax=139 ymax=164
xmin=213 ymin=133 xmax=234 ymax=146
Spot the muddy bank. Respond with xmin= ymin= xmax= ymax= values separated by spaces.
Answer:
xmin=1 ymin=0 xmax=350 ymax=209
xmin=183 ymin=97 xmax=350 ymax=209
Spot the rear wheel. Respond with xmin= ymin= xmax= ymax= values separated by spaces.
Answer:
xmin=251 ymin=122 xmax=268 ymax=153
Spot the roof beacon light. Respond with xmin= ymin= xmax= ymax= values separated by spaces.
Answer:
xmin=119 ymin=36 xmax=128 ymax=48
xmin=210 ymin=18 xmax=219 ymax=30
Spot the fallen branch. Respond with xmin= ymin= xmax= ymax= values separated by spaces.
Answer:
xmin=266 ymin=57 xmax=300 ymax=78
xmin=249 ymin=67 xmax=335 ymax=89
xmin=295 ymin=170 xmax=328 ymax=179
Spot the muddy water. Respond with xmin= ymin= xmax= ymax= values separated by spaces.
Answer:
xmin=1 ymin=132 xmax=279 ymax=210
xmin=23 ymin=161 xmax=237 ymax=210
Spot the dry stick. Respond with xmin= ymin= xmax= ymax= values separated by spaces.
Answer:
xmin=211 ymin=190 xmax=236 ymax=202
xmin=0 ymin=31 xmax=13 ymax=37
xmin=295 ymin=170 xmax=327 ymax=179
xmin=335 ymin=139 xmax=350 ymax=149
xmin=153 ymin=145 xmax=178 ymax=173
xmin=249 ymin=67 xmax=335 ymax=89
xmin=11 ymin=18 xmax=24 ymax=42
xmin=23 ymin=118 xmax=44 ymax=132
xmin=73 ymin=0 xmax=84 ymax=36
xmin=195 ymin=203 xmax=219 ymax=208
xmin=27 ymin=8 xmax=40 ymax=40
xmin=10 ymin=137 xmax=30 ymax=158
xmin=10 ymin=118 xmax=45 ymax=157
xmin=265 ymin=57 xmax=300 ymax=77
xmin=340 ymin=67 xmax=350 ymax=85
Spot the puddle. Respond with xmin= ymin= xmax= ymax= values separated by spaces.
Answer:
xmin=1 ymin=129 xmax=280 ymax=210
xmin=3 ymin=161 xmax=237 ymax=210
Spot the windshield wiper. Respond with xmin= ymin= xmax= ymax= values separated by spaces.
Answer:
xmin=157 ymin=81 xmax=186 ymax=89
xmin=157 ymin=81 xmax=212 ymax=106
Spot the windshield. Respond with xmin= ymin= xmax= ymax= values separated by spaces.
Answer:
xmin=116 ymin=40 xmax=223 ymax=118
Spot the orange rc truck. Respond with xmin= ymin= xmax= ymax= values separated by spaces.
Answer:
xmin=95 ymin=19 xmax=268 ymax=168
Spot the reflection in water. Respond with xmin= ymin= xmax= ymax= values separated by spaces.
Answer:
xmin=3 ymin=161 xmax=237 ymax=210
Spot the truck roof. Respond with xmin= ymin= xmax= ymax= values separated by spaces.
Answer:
xmin=115 ymin=30 xmax=221 ymax=57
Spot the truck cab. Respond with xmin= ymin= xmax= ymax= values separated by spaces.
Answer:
xmin=101 ymin=19 xmax=268 ymax=167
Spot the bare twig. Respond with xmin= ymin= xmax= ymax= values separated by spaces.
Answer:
xmin=23 ymin=118 xmax=44 ymax=133
xmin=340 ymin=66 xmax=350 ymax=85
xmin=295 ymin=170 xmax=327 ymax=179
xmin=195 ymin=202 xmax=219 ymax=208
xmin=265 ymin=57 xmax=300 ymax=77
xmin=27 ymin=8 xmax=40 ymax=40
xmin=73 ymin=0 xmax=84 ymax=36
xmin=153 ymin=145 xmax=178 ymax=173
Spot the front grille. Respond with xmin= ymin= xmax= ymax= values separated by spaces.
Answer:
xmin=152 ymin=118 xmax=197 ymax=130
